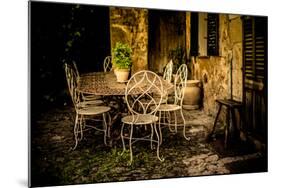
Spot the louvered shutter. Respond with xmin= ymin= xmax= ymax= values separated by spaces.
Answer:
xmin=207 ymin=13 xmax=219 ymax=56
xmin=242 ymin=16 xmax=267 ymax=140
xmin=243 ymin=16 xmax=267 ymax=83
xmin=255 ymin=17 xmax=267 ymax=81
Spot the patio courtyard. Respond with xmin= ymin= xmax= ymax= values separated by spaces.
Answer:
xmin=30 ymin=2 xmax=268 ymax=187
xmin=31 ymin=105 xmax=267 ymax=187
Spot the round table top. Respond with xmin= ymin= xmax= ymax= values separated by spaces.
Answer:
xmin=77 ymin=72 xmax=173 ymax=96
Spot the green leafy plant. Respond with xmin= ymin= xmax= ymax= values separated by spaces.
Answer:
xmin=112 ymin=42 xmax=132 ymax=70
xmin=168 ymin=46 xmax=186 ymax=73
xmin=61 ymin=5 xmax=84 ymax=64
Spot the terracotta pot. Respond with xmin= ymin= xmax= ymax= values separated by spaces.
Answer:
xmin=113 ymin=68 xmax=117 ymax=76
xmin=115 ymin=69 xmax=130 ymax=82
xmin=183 ymin=80 xmax=202 ymax=110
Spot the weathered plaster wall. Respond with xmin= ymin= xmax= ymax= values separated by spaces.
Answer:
xmin=109 ymin=10 xmax=243 ymax=116
xmin=229 ymin=16 xmax=243 ymax=102
xmin=190 ymin=14 xmax=243 ymax=116
xmin=110 ymin=7 xmax=148 ymax=73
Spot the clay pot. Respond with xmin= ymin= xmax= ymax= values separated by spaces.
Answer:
xmin=115 ymin=69 xmax=130 ymax=82
xmin=183 ymin=80 xmax=202 ymax=110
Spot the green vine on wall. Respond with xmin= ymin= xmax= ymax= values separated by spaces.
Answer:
xmin=61 ymin=5 xmax=84 ymax=64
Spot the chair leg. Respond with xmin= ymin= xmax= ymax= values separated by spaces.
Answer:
xmin=164 ymin=111 xmax=167 ymax=123
xmin=181 ymin=109 xmax=190 ymax=141
xmin=150 ymin=124 xmax=154 ymax=149
xmin=158 ymin=111 xmax=163 ymax=144
xmin=154 ymin=123 xmax=164 ymax=162
xmin=174 ymin=111 xmax=178 ymax=133
xmin=73 ymin=113 xmax=79 ymax=150
xmin=167 ymin=111 xmax=174 ymax=132
xmin=107 ymin=112 xmax=111 ymax=138
xmin=102 ymin=113 xmax=107 ymax=146
xmin=167 ymin=111 xmax=176 ymax=133
xmin=79 ymin=115 xmax=84 ymax=141
xmin=129 ymin=125 xmax=134 ymax=164
xmin=121 ymin=123 xmax=126 ymax=155
xmin=167 ymin=111 xmax=171 ymax=123
xmin=82 ymin=115 xmax=86 ymax=129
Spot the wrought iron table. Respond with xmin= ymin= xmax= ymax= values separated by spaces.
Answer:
xmin=77 ymin=71 xmax=173 ymax=144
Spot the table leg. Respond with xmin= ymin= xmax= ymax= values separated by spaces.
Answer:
xmin=103 ymin=95 xmax=128 ymax=146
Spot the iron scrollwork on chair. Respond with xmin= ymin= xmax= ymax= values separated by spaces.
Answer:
xmin=163 ymin=60 xmax=173 ymax=83
xmin=120 ymin=70 xmax=165 ymax=164
xmin=103 ymin=56 xmax=112 ymax=72
xmin=152 ymin=64 xmax=191 ymax=143
xmin=64 ymin=64 xmax=111 ymax=150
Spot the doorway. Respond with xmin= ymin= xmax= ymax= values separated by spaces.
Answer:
xmin=148 ymin=10 xmax=186 ymax=74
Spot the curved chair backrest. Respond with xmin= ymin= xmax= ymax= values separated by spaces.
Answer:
xmin=65 ymin=63 xmax=80 ymax=109
xmin=72 ymin=61 xmax=80 ymax=79
xmin=125 ymin=70 xmax=164 ymax=115
xmin=103 ymin=56 xmax=112 ymax=72
xmin=163 ymin=60 xmax=173 ymax=83
xmin=174 ymin=64 xmax=188 ymax=106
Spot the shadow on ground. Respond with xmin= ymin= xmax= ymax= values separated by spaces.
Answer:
xmin=30 ymin=105 xmax=267 ymax=187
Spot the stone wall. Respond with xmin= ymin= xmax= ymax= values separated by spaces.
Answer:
xmin=110 ymin=7 xmax=148 ymax=73
xmin=190 ymin=14 xmax=243 ymax=116
xmin=109 ymin=9 xmax=243 ymax=116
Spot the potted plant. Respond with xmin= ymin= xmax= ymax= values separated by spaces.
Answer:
xmin=168 ymin=46 xmax=186 ymax=74
xmin=168 ymin=46 xmax=186 ymax=83
xmin=112 ymin=42 xmax=132 ymax=82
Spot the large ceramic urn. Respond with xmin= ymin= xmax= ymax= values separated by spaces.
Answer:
xmin=183 ymin=80 xmax=202 ymax=110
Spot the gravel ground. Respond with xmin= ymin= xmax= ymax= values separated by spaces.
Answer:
xmin=30 ymin=105 xmax=267 ymax=187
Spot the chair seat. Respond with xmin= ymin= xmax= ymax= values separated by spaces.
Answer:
xmin=141 ymin=97 xmax=167 ymax=105
xmin=77 ymin=106 xmax=110 ymax=115
xmin=152 ymin=104 xmax=181 ymax=112
xmin=154 ymin=96 xmax=168 ymax=104
xmin=83 ymin=94 xmax=102 ymax=101
xmin=122 ymin=114 xmax=159 ymax=125
xmin=77 ymin=100 xmax=104 ymax=108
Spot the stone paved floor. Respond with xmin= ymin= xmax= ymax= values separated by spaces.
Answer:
xmin=30 ymin=105 xmax=267 ymax=187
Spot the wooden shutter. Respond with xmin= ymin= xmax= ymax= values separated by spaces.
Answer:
xmin=242 ymin=16 xmax=267 ymax=141
xmin=243 ymin=16 xmax=254 ymax=80
xmin=207 ymin=13 xmax=219 ymax=56
xmin=255 ymin=17 xmax=267 ymax=81
xmin=243 ymin=16 xmax=267 ymax=83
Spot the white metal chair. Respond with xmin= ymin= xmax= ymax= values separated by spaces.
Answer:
xmin=152 ymin=64 xmax=190 ymax=143
xmin=120 ymin=70 xmax=164 ymax=164
xmin=140 ymin=61 xmax=173 ymax=106
xmin=163 ymin=60 xmax=173 ymax=83
xmin=158 ymin=60 xmax=174 ymax=103
xmin=65 ymin=64 xmax=111 ymax=150
xmin=71 ymin=61 xmax=102 ymax=102
xmin=103 ymin=56 xmax=112 ymax=72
